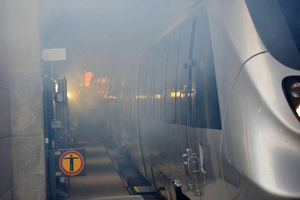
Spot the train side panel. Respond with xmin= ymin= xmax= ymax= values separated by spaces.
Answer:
xmin=135 ymin=0 xmax=267 ymax=199
xmin=135 ymin=3 xmax=228 ymax=199
xmin=110 ymin=0 xmax=300 ymax=199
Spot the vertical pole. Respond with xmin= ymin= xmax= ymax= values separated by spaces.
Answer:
xmin=63 ymin=77 xmax=68 ymax=149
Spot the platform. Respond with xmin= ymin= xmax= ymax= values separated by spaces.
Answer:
xmin=70 ymin=195 xmax=144 ymax=200
xmin=68 ymin=131 xmax=162 ymax=200
xmin=68 ymin=137 xmax=130 ymax=199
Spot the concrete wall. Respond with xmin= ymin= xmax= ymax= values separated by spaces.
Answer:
xmin=1 ymin=0 xmax=46 ymax=199
xmin=0 ymin=1 xmax=12 ymax=200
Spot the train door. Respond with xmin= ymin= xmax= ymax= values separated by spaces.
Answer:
xmin=179 ymin=7 xmax=222 ymax=199
xmin=179 ymin=12 xmax=203 ymax=198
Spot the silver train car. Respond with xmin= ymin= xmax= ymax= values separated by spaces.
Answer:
xmin=106 ymin=0 xmax=300 ymax=199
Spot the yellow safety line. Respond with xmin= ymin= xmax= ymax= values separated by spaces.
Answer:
xmin=134 ymin=186 xmax=140 ymax=193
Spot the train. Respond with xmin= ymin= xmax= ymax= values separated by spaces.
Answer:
xmin=102 ymin=0 xmax=300 ymax=199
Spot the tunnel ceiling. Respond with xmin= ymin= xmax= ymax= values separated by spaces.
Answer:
xmin=38 ymin=0 xmax=194 ymax=81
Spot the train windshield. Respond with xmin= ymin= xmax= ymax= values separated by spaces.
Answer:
xmin=246 ymin=0 xmax=300 ymax=70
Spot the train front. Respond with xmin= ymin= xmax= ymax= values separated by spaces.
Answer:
xmin=221 ymin=1 xmax=300 ymax=199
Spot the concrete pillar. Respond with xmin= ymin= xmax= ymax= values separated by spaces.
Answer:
xmin=0 ymin=1 xmax=12 ymax=200
xmin=4 ymin=0 xmax=46 ymax=199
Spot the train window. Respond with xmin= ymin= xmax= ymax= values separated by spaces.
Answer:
xmin=176 ymin=15 xmax=198 ymax=126
xmin=145 ymin=51 xmax=154 ymax=118
xmin=127 ymin=86 xmax=133 ymax=131
xmin=127 ymin=88 xmax=131 ymax=130
xmin=175 ymin=7 xmax=221 ymax=129
xmin=125 ymin=86 xmax=133 ymax=132
xmin=145 ymin=7 xmax=222 ymax=129
xmin=189 ymin=19 xmax=198 ymax=127
xmin=133 ymin=82 xmax=137 ymax=133
xmin=192 ymin=8 xmax=221 ymax=129
xmin=118 ymin=88 xmax=123 ymax=126
xmin=164 ymin=27 xmax=181 ymax=123
xmin=138 ymin=56 xmax=147 ymax=119
xmin=246 ymin=0 xmax=300 ymax=70
xmin=153 ymin=39 xmax=167 ymax=120
xmin=120 ymin=87 xmax=127 ymax=129
xmin=144 ymin=72 xmax=147 ymax=116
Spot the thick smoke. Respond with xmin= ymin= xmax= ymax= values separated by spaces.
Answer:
xmin=39 ymin=0 xmax=194 ymax=138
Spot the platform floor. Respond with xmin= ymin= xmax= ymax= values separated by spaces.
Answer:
xmin=68 ymin=136 xmax=130 ymax=199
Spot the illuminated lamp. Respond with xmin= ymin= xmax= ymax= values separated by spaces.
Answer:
xmin=283 ymin=76 xmax=300 ymax=120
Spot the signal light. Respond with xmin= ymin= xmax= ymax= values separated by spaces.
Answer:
xmin=283 ymin=76 xmax=300 ymax=119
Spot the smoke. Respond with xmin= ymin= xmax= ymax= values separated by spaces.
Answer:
xmin=39 ymin=0 xmax=194 ymax=80
xmin=39 ymin=1 xmax=195 ymax=133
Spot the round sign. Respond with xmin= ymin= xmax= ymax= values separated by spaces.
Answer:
xmin=59 ymin=150 xmax=84 ymax=176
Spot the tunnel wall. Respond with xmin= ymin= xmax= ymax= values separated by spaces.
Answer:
xmin=0 ymin=1 xmax=12 ymax=200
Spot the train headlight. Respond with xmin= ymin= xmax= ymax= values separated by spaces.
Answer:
xmin=283 ymin=76 xmax=300 ymax=119
xmin=296 ymin=105 xmax=300 ymax=116
xmin=290 ymin=82 xmax=300 ymax=98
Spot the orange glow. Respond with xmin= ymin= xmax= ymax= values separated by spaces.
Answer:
xmin=171 ymin=92 xmax=180 ymax=97
xmin=180 ymin=93 xmax=192 ymax=98
xmin=137 ymin=95 xmax=147 ymax=99
xmin=94 ymin=77 xmax=109 ymax=94
xmin=84 ymin=71 xmax=94 ymax=86
xmin=77 ymin=71 xmax=94 ymax=87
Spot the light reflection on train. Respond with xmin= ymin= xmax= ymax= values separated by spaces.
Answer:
xmin=76 ymin=0 xmax=300 ymax=199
